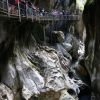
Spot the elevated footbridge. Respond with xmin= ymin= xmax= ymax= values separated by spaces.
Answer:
xmin=0 ymin=0 xmax=80 ymax=22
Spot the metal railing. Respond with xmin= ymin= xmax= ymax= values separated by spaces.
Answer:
xmin=0 ymin=0 xmax=80 ymax=21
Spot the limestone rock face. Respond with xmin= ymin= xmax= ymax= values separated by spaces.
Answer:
xmin=83 ymin=0 xmax=100 ymax=98
xmin=0 ymin=83 xmax=14 ymax=100
xmin=0 ymin=0 xmax=88 ymax=99
xmin=0 ymin=43 xmax=84 ymax=100
xmin=15 ymin=49 xmax=45 ymax=100
xmin=62 ymin=43 xmax=72 ymax=52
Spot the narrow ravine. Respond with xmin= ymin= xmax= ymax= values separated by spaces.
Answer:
xmin=0 ymin=0 xmax=95 ymax=100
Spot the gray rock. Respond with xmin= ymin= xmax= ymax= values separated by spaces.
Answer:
xmin=52 ymin=31 xmax=65 ymax=43
xmin=56 ymin=44 xmax=72 ymax=60
xmin=15 ymin=49 xmax=44 ymax=100
xmin=1 ymin=61 xmax=21 ymax=100
xmin=65 ymin=34 xmax=81 ymax=59
xmin=78 ymin=41 xmax=85 ymax=59
xmin=62 ymin=43 xmax=72 ymax=52
xmin=30 ymin=46 xmax=82 ymax=99
xmin=57 ymin=52 xmax=70 ymax=70
xmin=34 ymin=49 xmax=65 ymax=91
xmin=0 ymin=83 xmax=14 ymax=100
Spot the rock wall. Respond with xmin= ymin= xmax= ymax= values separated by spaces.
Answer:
xmin=0 ymin=0 xmax=92 ymax=100
xmin=83 ymin=0 xmax=100 ymax=99
xmin=0 ymin=19 xmax=90 ymax=100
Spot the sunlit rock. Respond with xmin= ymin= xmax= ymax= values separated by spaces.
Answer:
xmin=76 ymin=0 xmax=87 ymax=11
xmin=0 ymin=83 xmax=14 ymax=100
xmin=15 ymin=49 xmax=44 ymax=99
xmin=52 ymin=31 xmax=65 ymax=43
xmin=28 ymin=46 xmax=83 ymax=99
xmin=62 ymin=43 xmax=72 ymax=52
xmin=0 ymin=0 xmax=89 ymax=99
xmin=1 ymin=61 xmax=21 ymax=100
xmin=34 ymin=49 xmax=65 ymax=91
xmin=65 ymin=34 xmax=81 ymax=59
xmin=78 ymin=41 xmax=85 ymax=59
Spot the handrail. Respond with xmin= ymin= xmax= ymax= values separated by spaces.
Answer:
xmin=0 ymin=0 xmax=80 ymax=21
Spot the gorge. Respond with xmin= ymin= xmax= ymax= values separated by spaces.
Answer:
xmin=0 ymin=0 xmax=99 ymax=100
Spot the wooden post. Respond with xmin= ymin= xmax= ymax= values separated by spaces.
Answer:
xmin=18 ymin=1 xmax=21 ymax=22
xmin=7 ymin=0 xmax=10 ymax=17
xmin=51 ymin=20 xmax=54 ymax=43
xmin=26 ymin=3 xmax=28 ymax=19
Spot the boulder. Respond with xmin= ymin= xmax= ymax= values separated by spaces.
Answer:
xmin=27 ymin=46 xmax=83 ymax=99
xmin=52 ymin=31 xmax=65 ymax=43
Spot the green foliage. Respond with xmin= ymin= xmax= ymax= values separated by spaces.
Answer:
xmin=86 ymin=0 xmax=94 ymax=5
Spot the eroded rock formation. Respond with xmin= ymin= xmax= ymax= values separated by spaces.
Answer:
xmin=0 ymin=0 xmax=93 ymax=100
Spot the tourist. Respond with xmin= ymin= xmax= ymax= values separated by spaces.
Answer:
xmin=8 ymin=0 xmax=16 ymax=14
xmin=20 ymin=0 xmax=26 ymax=16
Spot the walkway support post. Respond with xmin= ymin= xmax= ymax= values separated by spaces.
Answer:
xmin=3 ymin=0 xmax=4 ymax=10
xmin=7 ymin=0 xmax=10 ymax=17
xmin=43 ymin=26 xmax=46 ymax=45
xmin=18 ymin=1 xmax=21 ymax=22
xmin=26 ymin=3 xmax=28 ymax=19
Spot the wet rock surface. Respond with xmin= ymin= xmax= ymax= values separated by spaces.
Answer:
xmin=52 ymin=31 xmax=65 ymax=43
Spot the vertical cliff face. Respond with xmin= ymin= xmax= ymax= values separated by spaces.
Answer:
xmin=83 ymin=0 xmax=100 ymax=99
xmin=83 ymin=0 xmax=95 ymax=75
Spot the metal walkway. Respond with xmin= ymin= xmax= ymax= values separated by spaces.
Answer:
xmin=0 ymin=0 xmax=80 ymax=22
